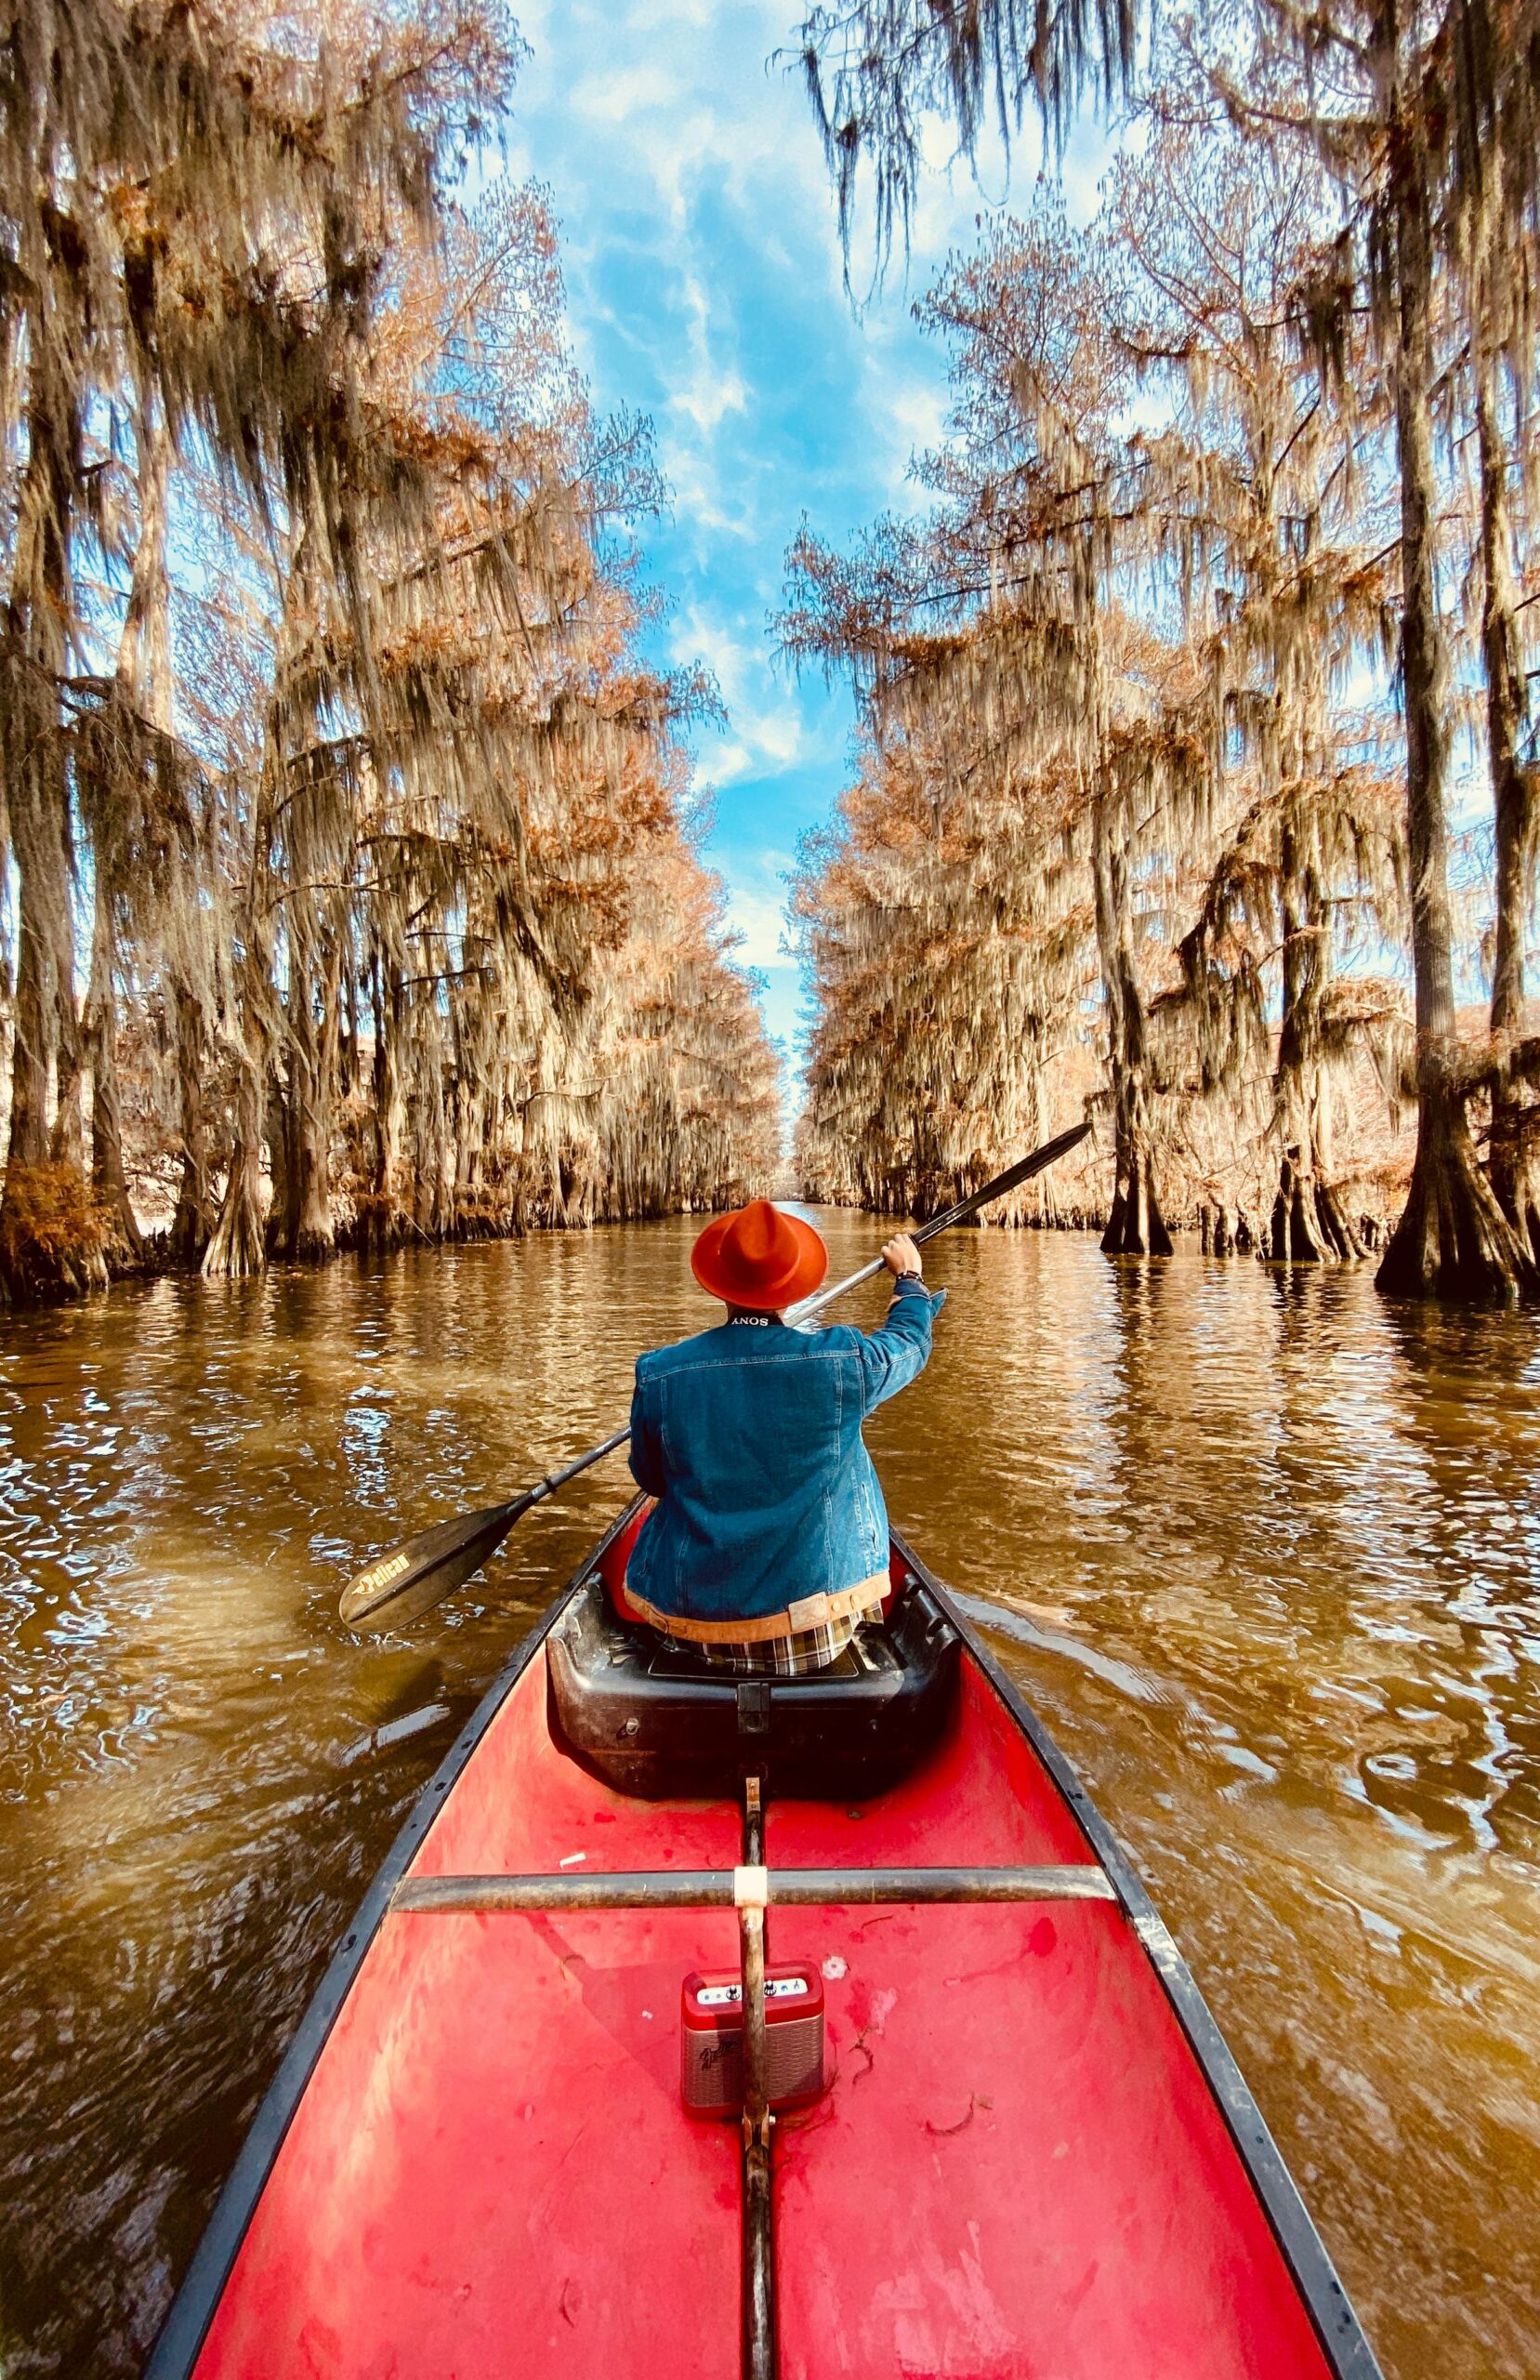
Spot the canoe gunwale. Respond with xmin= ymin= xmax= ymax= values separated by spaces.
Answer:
xmin=141 ymin=1505 xmax=636 ymax=2380
xmin=145 ymin=1502 xmax=1385 ymax=2380
xmin=897 ymin=1535 xmax=1384 ymax=2380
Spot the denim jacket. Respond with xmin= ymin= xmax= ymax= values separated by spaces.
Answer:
xmin=625 ymin=1274 xmax=944 ymax=1622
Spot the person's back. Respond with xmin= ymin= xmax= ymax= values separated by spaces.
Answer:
xmin=625 ymin=1200 xmax=942 ymax=1673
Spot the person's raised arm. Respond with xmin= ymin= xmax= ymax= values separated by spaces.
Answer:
xmin=852 ymin=1233 xmax=944 ymax=1414
xmin=882 ymin=1233 xmax=923 ymax=1284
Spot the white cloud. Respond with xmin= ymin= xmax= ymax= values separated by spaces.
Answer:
xmin=668 ymin=608 xmax=823 ymax=782
xmin=678 ymin=611 xmax=747 ymax=683
xmin=701 ymin=737 xmax=755 ymax=784
xmin=670 ymin=374 xmax=749 ymax=436
xmin=662 ymin=443 xmax=757 ymax=542
xmin=873 ymin=378 xmax=951 ymax=503
xmin=713 ymin=850 xmax=804 ymax=1064
xmin=719 ymin=884 xmax=792 ymax=972
xmin=502 ymin=0 xmax=1110 ymax=1062
xmin=693 ymin=715 xmax=799 ymax=788
xmin=569 ymin=63 xmax=685 ymax=125
xmin=669 ymin=271 xmax=749 ymax=435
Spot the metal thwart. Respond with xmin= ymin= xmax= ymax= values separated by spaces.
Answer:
xmin=389 ymin=1831 xmax=1116 ymax=2380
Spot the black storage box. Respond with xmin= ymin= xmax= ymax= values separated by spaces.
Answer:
xmin=546 ymin=1569 xmax=959 ymax=1801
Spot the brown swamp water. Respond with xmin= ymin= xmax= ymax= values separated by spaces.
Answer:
xmin=1 ymin=1216 xmax=1538 ymax=2378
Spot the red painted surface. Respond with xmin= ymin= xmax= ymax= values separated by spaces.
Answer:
xmin=769 ymin=1669 xmax=1331 ymax=2377
xmin=191 ymin=1551 xmax=1336 ymax=2380
xmin=598 ymin=1499 xmax=652 ymax=1625
xmin=194 ymin=1649 xmax=744 ymax=2380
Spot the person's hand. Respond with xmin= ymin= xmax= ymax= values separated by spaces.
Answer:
xmin=882 ymin=1234 xmax=922 ymax=1280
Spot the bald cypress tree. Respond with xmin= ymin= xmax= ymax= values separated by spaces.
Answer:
xmin=783 ymin=209 xmax=1229 ymax=1249
xmin=1103 ymin=82 xmax=1409 ymax=1262
xmin=1203 ymin=0 xmax=1540 ymax=1297
xmin=795 ymin=0 xmax=1140 ymax=277
xmin=0 ymin=0 xmax=520 ymax=1294
xmin=1453 ymin=60 xmax=1540 ymax=1254
xmin=792 ymin=0 xmax=1540 ymax=1299
xmin=0 ymin=3 xmax=780 ymax=1302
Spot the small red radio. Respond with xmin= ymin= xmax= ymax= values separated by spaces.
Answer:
xmin=679 ymin=1964 xmax=825 ymax=2117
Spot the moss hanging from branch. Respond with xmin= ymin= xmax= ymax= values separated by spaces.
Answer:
xmin=0 ymin=4 xmax=778 ymax=1304
xmin=788 ymin=9 xmax=1539 ymax=1293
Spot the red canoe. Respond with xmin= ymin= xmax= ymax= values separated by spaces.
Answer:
xmin=148 ymin=1507 xmax=1381 ymax=2379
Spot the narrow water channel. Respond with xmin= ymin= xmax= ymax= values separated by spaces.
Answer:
xmin=2 ymin=1219 xmax=1537 ymax=2377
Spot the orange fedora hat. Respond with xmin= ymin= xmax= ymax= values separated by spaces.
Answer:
xmin=691 ymin=1199 xmax=828 ymax=1312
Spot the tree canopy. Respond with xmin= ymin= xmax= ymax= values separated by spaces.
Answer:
xmin=786 ymin=0 xmax=1540 ymax=1301
xmin=0 ymin=0 xmax=780 ymax=1302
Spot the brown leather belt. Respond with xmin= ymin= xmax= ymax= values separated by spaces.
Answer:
xmin=625 ymin=1571 xmax=889 ymax=1646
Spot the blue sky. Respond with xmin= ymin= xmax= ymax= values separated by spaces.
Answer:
xmin=502 ymin=2 xmax=1102 ymax=1071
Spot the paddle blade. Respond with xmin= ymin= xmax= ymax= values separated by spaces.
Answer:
xmin=338 ymin=1500 xmax=526 ymax=1632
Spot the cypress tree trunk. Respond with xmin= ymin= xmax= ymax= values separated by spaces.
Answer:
xmin=1 ymin=400 xmax=106 ymax=1300
xmin=86 ymin=874 xmax=143 ymax=1268
xmin=362 ymin=949 xmax=407 ymax=1248
xmin=1269 ymin=822 xmax=1364 ymax=1262
xmin=6 ymin=783 xmax=55 ymax=1174
xmin=1475 ymin=334 xmax=1540 ymax=1256
xmin=1270 ymin=841 xmax=1331 ymax=1261
xmin=204 ymin=1055 xmax=269 ymax=1279
xmin=87 ymin=380 xmax=177 ymax=1274
xmin=204 ymin=765 xmax=275 ymax=1280
xmin=1271 ymin=1142 xmax=1363 ymax=1263
xmin=1093 ymin=792 xmax=1172 ymax=1257
xmin=291 ymin=1082 xmax=336 ymax=1258
xmin=449 ymin=998 xmax=477 ymax=1232
xmin=167 ymin=982 xmax=216 ymax=1265
xmin=282 ymin=922 xmax=340 ymax=1262
xmin=48 ymin=985 xmax=89 ymax=1175
xmin=4 ymin=417 xmax=71 ymax=1176
xmin=1375 ymin=112 xmax=1536 ymax=1302
xmin=264 ymin=1074 xmax=296 ymax=1258
xmin=118 ymin=388 xmax=174 ymax=725
xmin=411 ymin=1012 xmax=453 ymax=1237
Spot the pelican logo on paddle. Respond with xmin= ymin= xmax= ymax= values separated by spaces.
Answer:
xmin=355 ymin=1551 xmax=411 ymax=1596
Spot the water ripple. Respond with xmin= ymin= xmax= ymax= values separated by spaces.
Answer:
xmin=1 ymin=1230 xmax=1538 ymax=2376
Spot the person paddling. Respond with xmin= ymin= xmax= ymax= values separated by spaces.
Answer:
xmin=622 ymin=1199 xmax=944 ymax=1674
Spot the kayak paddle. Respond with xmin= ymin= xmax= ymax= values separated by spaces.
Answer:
xmin=338 ymin=1117 xmax=1091 ymax=1631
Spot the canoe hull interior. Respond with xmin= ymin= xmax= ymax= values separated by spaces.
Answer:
xmin=151 ymin=1516 xmax=1379 ymax=2380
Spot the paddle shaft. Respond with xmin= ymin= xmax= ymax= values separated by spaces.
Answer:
xmin=515 ymin=1425 xmax=632 ymax=1520
xmin=785 ymin=1129 xmax=1087 ymax=1322
xmin=520 ymin=1119 xmax=1093 ymax=1488
xmin=339 ymin=1119 xmax=1090 ymax=1625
